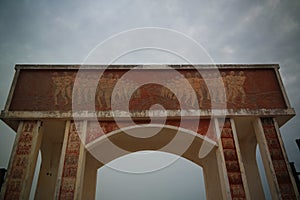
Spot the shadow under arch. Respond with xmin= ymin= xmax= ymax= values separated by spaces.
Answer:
xmin=82 ymin=124 xmax=223 ymax=200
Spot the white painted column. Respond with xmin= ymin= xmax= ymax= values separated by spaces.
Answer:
xmin=0 ymin=121 xmax=43 ymax=200
xmin=230 ymin=118 xmax=251 ymax=199
xmin=54 ymin=120 xmax=87 ymax=200
xmin=233 ymin=117 xmax=265 ymax=199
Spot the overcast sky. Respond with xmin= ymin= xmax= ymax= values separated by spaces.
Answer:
xmin=0 ymin=0 xmax=300 ymax=199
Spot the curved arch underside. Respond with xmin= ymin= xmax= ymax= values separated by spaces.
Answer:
xmin=86 ymin=125 xmax=218 ymax=167
xmin=82 ymin=125 xmax=223 ymax=200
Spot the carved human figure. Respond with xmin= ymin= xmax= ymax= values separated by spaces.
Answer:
xmin=125 ymin=79 xmax=140 ymax=99
xmin=82 ymin=73 xmax=94 ymax=103
xmin=209 ymin=72 xmax=223 ymax=103
xmin=112 ymin=74 xmax=125 ymax=102
xmin=96 ymin=81 xmax=105 ymax=108
xmin=221 ymin=72 xmax=228 ymax=100
xmin=214 ymin=72 xmax=226 ymax=103
xmin=160 ymin=79 xmax=172 ymax=100
xmin=222 ymin=71 xmax=246 ymax=103
xmin=97 ymin=73 xmax=115 ymax=108
xmin=226 ymin=71 xmax=236 ymax=102
xmin=52 ymin=73 xmax=67 ymax=105
xmin=181 ymin=73 xmax=197 ymax=105
xmin=187 ymin=73 xmax=201 ymax=106
xmin=235 ymin=71 xmax=246 ymax=103
xmin=167 ymin=76 xmax=180 ymax=101
xmin=97 ymin=76 xmax=107 ymax=108
xmin=52 ymin=72 xmax=74 ymax=105
xmin=198 ymin=74 xmax=209 ymax=102
xmin=228 ymin=71 xmax=246 ymax=103
xmin=162 ymin=74 xmax=207 ymax=107
xmin=64 ymin=72 xmax=74 ymax=101
xmin=72 ymin=75 xmax=83 ymax=104
xmin=168 ymin=78 xmax=175 ymax=99
xmin=177 ymin=77 xmax=192 ymax=105
xmin=206 ymin=73 xmax=215 ymax=102
xmin=194 ymin=73 xmax=207 ymax=105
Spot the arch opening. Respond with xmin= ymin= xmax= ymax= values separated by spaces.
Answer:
xmin=82 ymin=125 xmax=222 ymax=200
xmin=95 ymin=151 xmax=206 ymax=200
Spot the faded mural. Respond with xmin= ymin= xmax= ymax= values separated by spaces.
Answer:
xmin=51 ymin=70 xmax=245 ymax=108
xmin=9 ymin=68 xmax=286 ymax=111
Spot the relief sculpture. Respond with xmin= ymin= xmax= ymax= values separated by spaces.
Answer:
xmin=161 ymin=75 xmax=197 ymax=106
xmin=10 ymin=67 xmax=287 ymax=111
xmin=224 ymin=71 xmax=246 ymax=103
xmin=52 ymin=72 xmax=74 ymax=105
xmin=52 ymin=72 xmax=140 ymax=109
xmin=160 ymin=71 xmax=246 ymax=107
xmin=51 ymin=70 xmax=246 ymax=109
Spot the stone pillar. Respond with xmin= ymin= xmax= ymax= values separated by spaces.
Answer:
xmin=233 ymin=118 xmax=265 ymax=199
xmin=1 ymin=121 xmax=43 ymax=200
xmin=215 ymin=118 xmax=250 ymax=199
xmin=254 ymin=117 xmax=299 ymax=199
xmin=55 ymin=121 xmax=86 ymax=200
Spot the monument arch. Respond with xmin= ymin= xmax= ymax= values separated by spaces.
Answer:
xmin=0 ymin=64 xmax=299 ymax=199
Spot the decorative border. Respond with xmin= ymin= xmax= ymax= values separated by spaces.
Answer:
xmin=3 ymin=121 xmax=36 ymax=200
xmin=219 ymin=119 xmax=246 ymax=199
xmin=1 ymin=108 xmax=295 ymax=119
xmin=261 ymin=118 xmax=296 ymax=199
xmin=58 ymin=121 xmax=83 ymax=200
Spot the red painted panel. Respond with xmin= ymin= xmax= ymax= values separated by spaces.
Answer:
xmin=9 ymin=68 xmax=287 ymax=111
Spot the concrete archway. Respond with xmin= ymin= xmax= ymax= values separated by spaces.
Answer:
xmin=81 ymin=125 xmax=223 ymax=200
xmin=1 ymin=64 xmax=298 ymax=199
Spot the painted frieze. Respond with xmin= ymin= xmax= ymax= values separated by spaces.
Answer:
xmin=9 ymin=68 xmax=287 ymax=111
